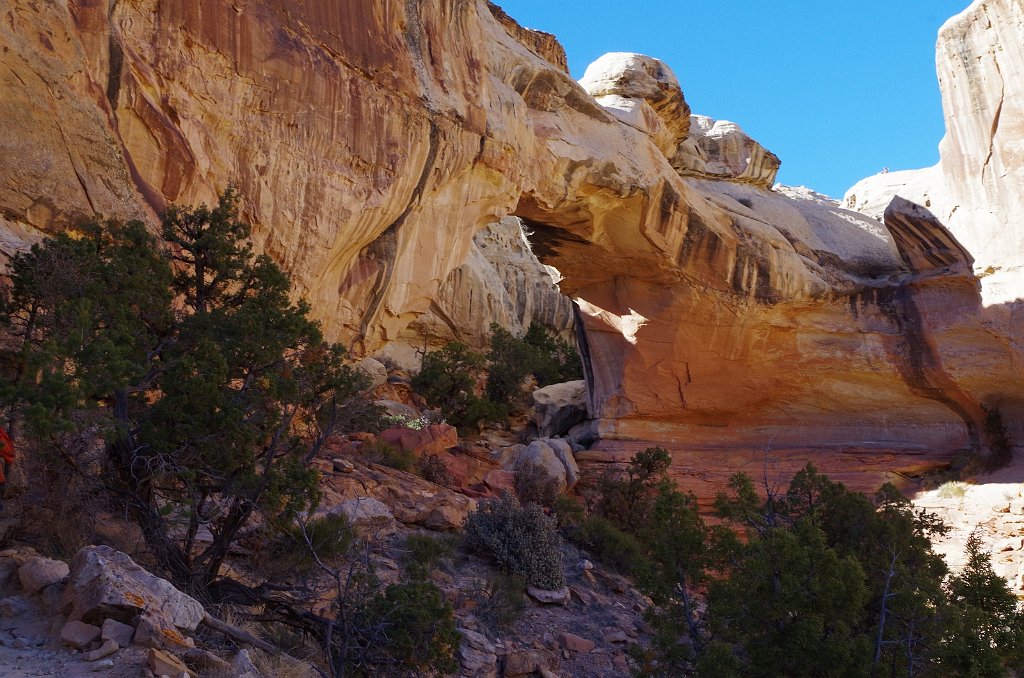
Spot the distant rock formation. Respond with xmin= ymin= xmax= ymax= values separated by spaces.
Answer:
xmin=846 ymin=0 xmax=1024 ymax=306
xmin=0 ymin=0 xmax=1020 ymax=500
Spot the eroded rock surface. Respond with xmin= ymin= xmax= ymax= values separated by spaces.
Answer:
xmin=846 ymin=0 xmax=1024 ymax=306
xmin=1 ymin=1 xmax=1020 ymax=503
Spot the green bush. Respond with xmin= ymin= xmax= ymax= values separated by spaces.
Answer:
xmin=353 ymin=580 xmax=460 ymax=676
xmin=486 ymin=322 xmax=582 ymax=409
xmin=402 ymin=532 xmax=457 ymax=580
xmin=465 ymin=494 xmax=565 ymax=590
xmin=578 ymin=515 xmax=646 ymax=576
xmin=276 ymin=513 xmax=353 ymax=575
xmin=523 ymin=321 xmax=582 ymax=385
xmin=417 ymin=454 xmax=454 ymax=487
xmin=411 ymin=342 xmax=505 ymax=430
xmin=474 ymin=572 xmax=527 ymax=635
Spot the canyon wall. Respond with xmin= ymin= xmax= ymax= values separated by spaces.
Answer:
xmin=1 ymin=0 xmax=1021 ymax=496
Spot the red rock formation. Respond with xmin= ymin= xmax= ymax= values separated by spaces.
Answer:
xmin=0 ymin=1 xmax=1019 ymax=503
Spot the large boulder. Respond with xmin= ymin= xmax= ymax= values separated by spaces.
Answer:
xmin=60 ymin=546 xmax=204 ymax=641
xmin=511 ymin=438 xmax=580 ymax=493
xmin=330 ymin=497 xmax=398 ymax=536
xmin=321 ymin=462 xmax=476 ymax=531
xmin=532 ymin=380 xmax=588 ymax=438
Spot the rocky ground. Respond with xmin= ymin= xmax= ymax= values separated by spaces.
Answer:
xmin=912 ymin=450 xmax=1024 ymax=595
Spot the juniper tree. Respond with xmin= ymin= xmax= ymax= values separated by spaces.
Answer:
xmin=1 ymin=189 xmax=369 ymax=592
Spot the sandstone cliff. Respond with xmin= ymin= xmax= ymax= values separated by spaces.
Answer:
xmin=846 ymin=0 xmax=1024 ymax=306
xmin=1 ymin=1 xmax=1021 ymax=498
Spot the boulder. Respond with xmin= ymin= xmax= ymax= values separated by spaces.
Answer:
xmin=61 ymin=620 xmax=101 ymax=649
xmin=323 ymin=462 xmax=475 ymax=531
xmin=532 ymin=380 xmax=588 ymax=438
xmin=545 ymin=438 xmax=580 ymax=491
xmin=459 ymin=628 xmax=498 ymax=674
xmin=84 ymin=638 xmax=119 ymax=661
xmin=526 ymin=585 xmax=570 ymax=605
xmin=512 ymin=438 xmax=579 ymax=493
xmin=101 ymin=618 xmax=135 ymax=647
xmin=331 ymin=497 xmax=398 ymax=536
xmin=17 ymin=555 xmax=69 ymax=593
xmin=357 ymin=357 xmax=389 ymax=390
xmin=148 ymin=647 xmax=188 ymax=676
xmin=60 ymin=546 xmax=204 ymax=641
xmin=483 ymin=469 xmax=516 ymax=495
xmin=556 ymin=631 xmax=596 ymax=653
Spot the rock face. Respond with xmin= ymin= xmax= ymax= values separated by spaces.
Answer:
xmin=1 ymin=1 xmax=1021 ymax=502
xmin=401 ymin=217 xmax=574 ymax=354
xmin=846 ymin=0 xmax=1024 ymax=306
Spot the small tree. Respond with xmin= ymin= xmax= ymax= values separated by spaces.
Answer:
xmin=937 ymin=531 xmax=1024 ymax=675
xmin=412 ymin=341 xmax=503 ymax=429
xmin=1 ymin=190 xmax=369 ymax=592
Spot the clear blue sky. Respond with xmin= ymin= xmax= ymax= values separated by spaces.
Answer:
xmin=495 ymin=1 xmax=969 ymax=198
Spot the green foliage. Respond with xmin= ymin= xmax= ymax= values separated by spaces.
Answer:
xmin=0 ymin=189 xmax=370 ymax=591
xmin=474 ymin=572 xmax=527 ymax=635
xmin=593 ymin=447 xmax=672 ymax=533
xmin=485 ymin=324 xmax=539 ymax=406
xmin=577 ymin=515 xmax=646 ymax=576
xmin=523 ymin=321 xmax=582 ymax=384
xmin=402 ymin=532 xmax=457 ymax=580
xmin=411 ymin=341 xmax=504 ymax=430
xmin=609 ymin=460 xmax=1023 ymax=677
xmin=937 ymin=531 xmax=1024 ymax=675
xmin=277 ymin=513 xmax=354 ymax=574
xmin=464 ymin=494 xmax=565 ymax=590
xmin=350 ymin=580 xmax=460 ymax=676
xmin=485 ymin=322 xmax=582 ymax=408
xmin=416 ymin=453 xmax=453 ymax=487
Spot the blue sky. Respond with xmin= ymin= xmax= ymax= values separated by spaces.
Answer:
xmin=495 ymin=1 xmax=969 ymax=198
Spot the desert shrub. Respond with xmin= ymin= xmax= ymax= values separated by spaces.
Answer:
xmin=523 ymin=321 xmax=582 ymax=385
xmin=486 ymin=324 xmax=540 ymax=406
xmin=578 ymin=515 xmax=646 ymax=576
xmin=937 ymin=481 xmax=968 ymax=500
xmin=402 ymin=532 xmax=457 ymax=580
xmin=552 ymin=494 xmax=586 ymax=530
xmin=417 ymin=454 xmax=454 ymax=487
xmin=347 ymin=580 xmax=461 ymax=677
xmin=362 ymin=439 xmax=415 ymax=472
xmin=465 ymin=494 xmax=565 ymax=590
xmin=514 ymin=461 xmax=561 ymax=508
xmin=281 ymin=513 xmax=353 ymax=574
xmin=473 ymin=572 xmax=527 ymax=634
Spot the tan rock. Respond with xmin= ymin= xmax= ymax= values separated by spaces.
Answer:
xmin=84 ymin=638 xmax=119 ymax=661
xmin=148 ymin=648 xmax=188 ymax=677
xmin=0 ymin=0 xmax=1020 ymax=510
xmin=101 ymin=618 xmax=135 ymax=647
xmin=17 ymin=556 xmax=70 ymax=593
xmin=60 ymin=546 xmax=203 ymax=645
xmin=556 ymin=631 xmax=595 ymax=653
xmin=61 ymin=620 xmax=101 ymax=649
xmin=331 ymin=497 xmax=398 ymax=537
xmin=532 ymin=380 xmax=588 ymax=438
